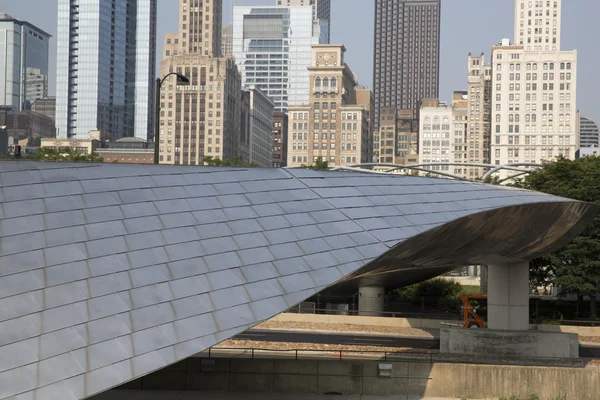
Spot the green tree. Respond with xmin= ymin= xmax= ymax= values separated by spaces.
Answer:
xmin=394 ymin=278 xmax=462 ymax=307
xmin=518 ymin=156 xmax=600 ymax=318
xmin=31 ymin=147 xmax=103 ymax=162
xmin=201 ymin=155 xmax=259 ymax=168
xmin=202 ymin=156 xmax=215 ymax=166
xmin=300 ymin=156 xmax=329 ymax=170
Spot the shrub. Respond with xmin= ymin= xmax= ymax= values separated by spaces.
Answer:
xmin=394 ymin=278 xmax=462 ymax=306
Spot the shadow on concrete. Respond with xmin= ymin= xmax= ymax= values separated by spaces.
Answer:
xmin=101 ymin=358 xmax=435 ymax=399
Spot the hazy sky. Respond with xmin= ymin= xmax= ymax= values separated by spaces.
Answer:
xmin=3 ymin=0 xmax=599 ymax=123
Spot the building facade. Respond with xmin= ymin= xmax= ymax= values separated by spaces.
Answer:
xmin=272 ymin=111 xmax=288 ymax=167
xmin=232 ymin=6 xmax=327 ymax=112
xmin=372 ymin=0 xmax=441 ymax=128
xmin=450 ymin=91 xmax=469 ymax=178
xmin=466 ymin=53 xmax=492 ymax=178
xmin=375 ymin=107 xmax=398 ymax=164
xmin=354 ymin=86 xmax=375 ymax=162
xmin=373 ymin=107 xmax=419 ymax=165
xmin=491 ymin=44 xmax=578 ymax=166
xmin=0 ymin=13 xmax=50 ymax=111
xmin=221 ymin=25 xmax=233 ymax=57
xmin=240 ymin=86 xmax=275 ymax=167
xmin=579 ymin=116 xmax=599 ymax=148
xmin=31 ymin=97 xmax=56 ymax=120
xmin=276 ymin=0 xmax=331 ymax=43
xmin=488 ymin=0 xmax=578 ymax=177
xmin=158 ymin=0 xmax=241 ymax=165
xmin=55 ymin=0 xmax=157 ymax=140
xmin=419 ymin=99 xmax=453 ymax=172
xmin=96 ymin=137 xmax=155 ymax=164
xmin=514 ymin=0 xmax=561 ymax=52
xmin=287 ymin=45 xmax=369 ymax=167
xmin=1 ymin=109 xmax=55 ymax=147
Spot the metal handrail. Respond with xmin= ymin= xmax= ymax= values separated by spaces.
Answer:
xmin=201 ymin=346 xmax=590 ymax=366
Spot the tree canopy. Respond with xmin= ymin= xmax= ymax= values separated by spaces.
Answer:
xmin=29 ymin=147 xmax=103 ymax=162
xmin=202 ymin=156 xmax=260 ymax=167
xmin=515 ymin=156 xmax=600 ymax=318
xmin=300 ymin=157 xmax=329 ymax=170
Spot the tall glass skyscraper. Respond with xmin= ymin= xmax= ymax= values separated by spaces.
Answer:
xmin=0 ymin=13 xmax=50 ymax=111
xmin=276 ymin=0 xmax=331 ymax=43
xmin=232 ymin=6 xmax=327 ymax=112
xmin=56 ymin=0 xmax=157 ymax=139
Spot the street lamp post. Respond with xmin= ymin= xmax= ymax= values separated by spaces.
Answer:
xmin=154 ymin=73 xmax=190 ymax=164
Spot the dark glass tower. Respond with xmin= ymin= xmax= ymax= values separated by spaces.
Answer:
xmin=372 ymin=0 xmax=441 ymax=129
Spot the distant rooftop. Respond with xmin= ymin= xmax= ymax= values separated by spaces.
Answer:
xmin=0 ymin=12 xmax=52 ymax=37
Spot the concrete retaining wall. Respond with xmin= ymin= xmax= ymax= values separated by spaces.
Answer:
xmin=270 ymin=313 xmax=600 ymax=337
xmin=122 ymin=357 xmax=600 ymax=399
xmin=440 ymin=327 xmax=579 ymax=358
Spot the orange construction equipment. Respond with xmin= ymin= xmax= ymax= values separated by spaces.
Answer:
xmin=460 ymin=294 xmax=487 ymax=328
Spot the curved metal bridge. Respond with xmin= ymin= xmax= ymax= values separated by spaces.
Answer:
xmin=326 ymin=162 xmax=544 ymax=184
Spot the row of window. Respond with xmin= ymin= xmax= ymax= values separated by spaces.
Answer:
xmin=500 ymin=147 xmax=571 ymax=159
xmin=290 ymin=155 xmax=359 ymax=164
xmin=494 ymin=134 xmax=574 ymax=145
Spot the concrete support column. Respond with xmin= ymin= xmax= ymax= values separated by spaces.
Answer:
xmin=358 ymin=286 xmax=385 ymax=316
xmin=487 ymin=261 xmax=530 ymax=330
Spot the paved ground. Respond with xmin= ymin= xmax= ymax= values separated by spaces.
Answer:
xmin=234 ymin=330 xmax=439 ymax=350
xmin=233 ymin=329 xmax=600 ymax=358
xmin=93 ymin=390 xmax=465 ymax=400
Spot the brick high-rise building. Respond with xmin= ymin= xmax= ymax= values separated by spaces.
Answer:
xmin=158 ymin=0 xmax=242 ymax=165
xmin=372 ymin=0 xmax=441 ymax=129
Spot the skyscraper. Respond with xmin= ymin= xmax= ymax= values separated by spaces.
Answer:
xmin=232 ymin=5 xmax=327 ymax=112
xmin=372 ymin=0 xmax=441 ymax=129
xmin=0 ymin=13 xmax=50 ymax=111
xmin=55 ymin=0 xmax=157 ymax=140
xmin=276 ymin=0 xmax=331 ymax=43
xmin=158 ymin=0 xmax=242 ymax=165
xmin=491 ymin=0 xmax=577 ymax=171
xmin=514 ymin=0 xmax=561 ymax=52
xmin=579 ymin=116 xmax=599 ymax=148
xmin=287 ymin=45 xmax=370 ymax=167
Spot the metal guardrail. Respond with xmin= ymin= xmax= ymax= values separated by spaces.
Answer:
xmin=202 ymin=346 xmax=435 ymax=363
xmin=199 ymin=347 xmax=591 ymax=367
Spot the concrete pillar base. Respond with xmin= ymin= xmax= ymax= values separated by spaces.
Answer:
xmin=440 ymin=327 xmax=579 ymax=358
xmin=358 ymin=286 xmax=385 ymax=316
xmin=487 ymin=262 xmax=530 ymax=330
